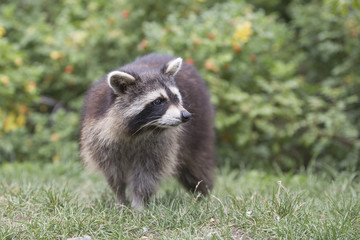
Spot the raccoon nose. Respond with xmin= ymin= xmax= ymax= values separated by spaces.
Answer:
xmin=181 ymin=111 xmax=192 ymax=122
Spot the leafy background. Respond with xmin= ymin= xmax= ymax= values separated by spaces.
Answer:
xmin=0 ymin=0 xmax=359 ymax=171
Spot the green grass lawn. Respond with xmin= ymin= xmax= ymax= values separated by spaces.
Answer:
xmin=0 ymin=161 xmax=359 ymax=239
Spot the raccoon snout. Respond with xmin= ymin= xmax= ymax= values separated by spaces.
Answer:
xmin=181 ymin=110 xmax=192 ymax=122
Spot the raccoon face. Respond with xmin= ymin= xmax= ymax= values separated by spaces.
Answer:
xmin=107 ymin=57 xmax=191 ymax=135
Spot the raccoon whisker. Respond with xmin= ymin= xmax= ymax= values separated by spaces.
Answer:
xmin=130 ymin=115 xmax=163 ymax=125
xmin=131 ymin=124 xmax=153 ymax=136
xmin=131 ymin=119 xmax=160 ymax=136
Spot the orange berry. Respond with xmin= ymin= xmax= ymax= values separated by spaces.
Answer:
xmin=251 ymin=54 xmax=257 ymax=63
xmin=19 ymin=105 xmax=28 ymax=114
xmin=207 ymin=33 xmax=215 ymax=40
xmin=192 ymin=38 xmax=202 ymax=46
xmin=65 ymin=65 xmax=74 ymax=74
xmin=26 ymin=81 xmax=37 ymax=93
xmin=204 ymin=60 xmax=219 ymax=72
xmin=138 ymin=39 xmax=148 ymax=51
xmin=51 ymin=133 xmax=59 ymax=142
xmin=232 ymin=43 xmax=242 ymax=53
xmin=108 ymin=17 xmax=115 ymax=25
xmin=185 ymin=58 xmax=194 ymax=65
xmin=121 ymin=10 xmax=130 ymax=19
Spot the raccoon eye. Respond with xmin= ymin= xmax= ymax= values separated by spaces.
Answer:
xmin=174 ymin=95 xmax=180 ymax=103
xmin=152 ymin=98 xmax=165 ymax=105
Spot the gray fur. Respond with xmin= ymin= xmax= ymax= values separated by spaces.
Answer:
xmin=80 ymin=54 xmax=215 ymax=210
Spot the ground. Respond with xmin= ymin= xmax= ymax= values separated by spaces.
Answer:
xmin=0 ymin=161 xmax=359 ymax=239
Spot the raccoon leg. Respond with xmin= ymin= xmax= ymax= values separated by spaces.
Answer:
xmin=177 ymin=166 xmax=214 ymax=196
xmin=105 ymin=172 xmax=127 ymax=205
xmin=100 ymin=164 xmax=126 ymax=205
xmin=128 ymin=167 xmax=160 ymax=211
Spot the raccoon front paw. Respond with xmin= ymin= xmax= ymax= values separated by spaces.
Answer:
xmin=130 ymin=198 xmax=144 ymax=211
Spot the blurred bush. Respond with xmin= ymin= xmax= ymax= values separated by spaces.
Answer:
xmin=0 ymin=0 xmax=140 ymax=162
xmin=0 ymin=0 xmax=359 ymax=171
xmin=287 ymin=0 xmax=360 ymax=170
xmin=144 ymin=0 xmax=360 ymax=170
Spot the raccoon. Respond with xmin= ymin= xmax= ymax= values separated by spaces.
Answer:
xmin=80 ymin=54 xmax=215 ymax=210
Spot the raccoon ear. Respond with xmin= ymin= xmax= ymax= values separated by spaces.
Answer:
xmin=163 ymin=57 xmax=183 ymax=77
xmin=107 ymin=71 xmax=136 ymax=94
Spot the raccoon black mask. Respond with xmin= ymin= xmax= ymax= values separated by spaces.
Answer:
xmin=107 ymin=57 xmax=191 ymax=135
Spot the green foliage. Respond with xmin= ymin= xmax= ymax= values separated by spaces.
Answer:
xmin=143 ymin=2 xmax=303 ymax=169
xmin=251 ymin=0 xmax=293 ymax=20
xmin=144 ymin=1 xmax=360 ymax=170
xmin=0 ymin=0 xmax=143 ymax=162
xmin=0 ymin=0 xmax=359 ymax=170
xmin=288 ymin=0 xmax=360 ymax=169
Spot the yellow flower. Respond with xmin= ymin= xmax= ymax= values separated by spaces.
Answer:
xmin=26 ymin=81 xmax=37 ymax=93
xmin=3 ymin=113 xmax=16 ymax=132
xmin=15 ymin=57 xmax=23 ymax=66
xmin=3 ymin=112 xmax=26 ymax=132
xmin=50 ymin=50 xmax=64 ymax=60
xmin=45 ymin=35 xmax=54 ymax=45
xmin=344 ymin=75 xmax=352 ymax=84
xmin=233 ymin=21 xmax=253 ymax=43
xmin=71 ymin=31 xmax=87 ymax=45
xmin=51 ymin=133 xmax=60 ymax=142
xmin=52 ymin=154 xmax=61 ymax=163
xmin=16 ymin=113 xmax=26 ymax=126
xmin=1 ymin=76 xmax=10 ymax=85
xmin=0 ymin=27 xmax=6 ymax=37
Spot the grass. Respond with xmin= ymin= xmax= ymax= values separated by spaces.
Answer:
xmin=0 ymin=161 xmax=359 ymax=239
